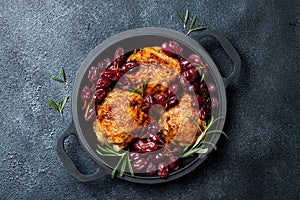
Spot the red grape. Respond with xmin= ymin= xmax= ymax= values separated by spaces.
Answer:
xmin=155 ymin=95 xmax=166 ymax=107
xmin=88 ymin=66 xmax=99 ymax=83
xmin=167 ymin=95 xmax=179 ymax=108
xmin=121 ymin=60 xmax=138 ymax=73
xmin=81 ymin=86 xmax=91 ymax=102
xmin=167 ymin=84 xmax=179 ymax=96
xmin=182 ymin=68 xmax=198 ymax=82
xmin=199 ymin=107 xmax=206 ymax=120
xmin=93 ymin=88 xmax=106 ymax=103
xmin=189 ymin=54 xmax=203 ymax=66
xmin=146 ymin=162 xmax=157 ymax=174
xmin=207 ymin=82 xmax=216 ymax=93
xmin=96 ymin=77 xmax=110 ymax=89
xmin=132 ymin=157 xmax=148 ymax=172
xmin=158 ymin=162 xmax=169 ymax=178
xmin=98 ymin=58 xmax=111 ymax=71
xmin=169 ymin=156 xmax=179 ymax=171
xmin=114 ymin=47 xmax=124 ymax=60
xmin=102 ymin=69 xmax=122 ymax=82
xmin=153 ymin=152 xmax=165 ymax=164
xmin=161 ymin=40 xmax=183 ymax=57
xmin=180 ymin=58 xmax=194 ymax=71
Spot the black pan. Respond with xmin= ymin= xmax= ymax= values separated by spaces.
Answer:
xmin=56 ymin=27 xmax=241 ymax=184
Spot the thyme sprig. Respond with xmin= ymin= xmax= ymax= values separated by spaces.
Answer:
xmin=51 ymin=67 xmax=67 ymax=83
xmin=96 ymin=137 xmax=134 ymax=179
xmin=128 ymin=77 xmax=150 ymax=97
xmin=45 ymin=96 xmax=69 ymax=121
xmin=176 ymin=9 xmax=207 ymax=35
xmin=181 ymin=116 xmax=228 ymax=158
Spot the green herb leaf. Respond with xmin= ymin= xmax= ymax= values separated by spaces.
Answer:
xmin=51 ymin=76 xmax=65 ymax=83
xmin=120 ymin=155 xmax=127 ymax=177
xmin=184 ymin=9 xmax=189 ymax=28
xmin=197 ymin=148 xmax=209 ymax=154
xmin=51 ymin=67 xmax=67 ymax=83
xmin=197 ymin=68 xmax=205 ymax=82
xmin=96 ymin=144 xmax=112 ymax=154
xmin=45 ymin=96 xmax=69 ymax=121
xmin=45 ymin=98 xmax=59 ymax=111
xmin=111 ymin=154 xmax=124 ymax=179
xmin=127 ymin=151 xmax=134 ymax=177
xmin=97 ymin=142 xmax=135 ymax=179
xmin=60 ymin=96 xmax=69 ymax=112
xmin=60 ymin=67 xmax=66 ymax=82
xmin=175 ymin=11 xmax=185 ymax=26
xmin=201 ymin=141 xmax=217 ymax=150
xmin=128 ymin=77 xmax=150 ymax=97
xmin=187 ymin=26 xmax=207 ymax=35
xmin=206 ymin=130 xmax=229 ymax=139
xmin=190 ymin=15 xmax=197 ymax=30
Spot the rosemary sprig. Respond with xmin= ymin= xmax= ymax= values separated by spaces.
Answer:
xmin=96 ymin=137 xmax=134 ymax=179
xmin=181 ymin=116 xmax=228 ymax=158
xmin=51 ymin=67 xmax=67 ymax=83
xmin=45 ymin=96 xmax=69 ymax=121
xmin=176 ymin=9 xmax=189 ymax=28
xmin=128 ymin=77 xmax=150 ymax=97
xmin=176 ymin=9 xmax=207 ymax=35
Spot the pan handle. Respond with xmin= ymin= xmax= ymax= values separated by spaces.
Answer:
xmin=196 ymin=30 xmax=241 ymax=88
xmin=56 ymin=121 xmax=102 ymax=182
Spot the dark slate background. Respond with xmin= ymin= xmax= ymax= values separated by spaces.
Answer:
xmin=0 ymin=0 xmax=299 ymax=199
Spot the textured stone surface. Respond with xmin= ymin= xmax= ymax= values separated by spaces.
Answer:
xmin=0 ymin=0 xmax=299 ymax=199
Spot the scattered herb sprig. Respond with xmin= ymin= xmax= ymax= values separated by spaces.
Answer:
xmin=45 ymin=96 xmax=69 ymax=121
xmin=128 ymin=77 xmax=150 ymax=97
xmin=176 ymin=9 xmax=189 ymax=28
xmin=51 ymin=67 xmax=67 ymax=83
xmin=181 ymin=116 xmax=228 ymax=158
xmin=176 ymin=9 xmax=207 ymax=35
xmin=96 ymin=137 xmax=134 ymax=179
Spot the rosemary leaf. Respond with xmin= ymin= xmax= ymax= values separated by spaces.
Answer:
xmin=181 ymin=148 xmax=200 ymax=158
xmin=102 ymin=136 xmax=113 ymax=150
xmin=201 ymin=141 xmax=217 ymax=150
xmin=206 ymin=130 xmax=229 ymax=139
xmin=187 ymin=26 xmax=207 ymax=35
xmin=190 ymin=15 xmax=197 ymax=30
xmin=175 ymin=11 xmax=185 ymax=26
xmin=45 ymin=98 xmax=59 ymax=111
xmin=61 ymin=96 xmax=69 ymax=113
xmin=51 ymin=76 xmax=65 ymax=83
xmin=184 ymin=9 xmax=189 ymax=28
xmin=120 ymin=155 xmax=127 ymax=177
xmin=95 ymin=151 xmax=117 ymax=157
xmin=111 ymin=153 xmax=125 ymax=179
xmin=111 ymin=156 xmax=122 ymax=179
xmin=197 ymin=148 xmax=209 ymax=154
xmin=127 ymin=151 xmax=134 ymax=177
xmin=201 ymin=73 xmax=205 ymax=82
xmin=97 ymin=144 xmax=112 ymax=154
xmin=60 ymin=67 xmax=66 ymax=83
